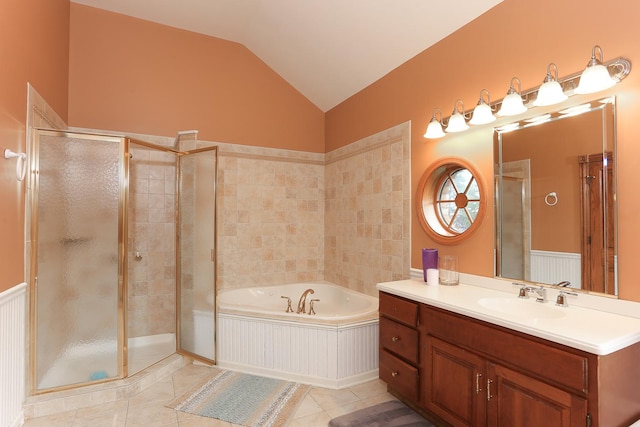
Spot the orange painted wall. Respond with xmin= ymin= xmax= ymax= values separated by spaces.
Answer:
xmin=68 ymin=4 xmax=324 ymax=152
xmin=326 ymin=0 xmax=640 ymax=301
xmin=0 ymin=0 xmax=69 ymax=293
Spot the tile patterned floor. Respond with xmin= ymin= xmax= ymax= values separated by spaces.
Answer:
xmin=22 ymin=363 xmax=398 ymax=427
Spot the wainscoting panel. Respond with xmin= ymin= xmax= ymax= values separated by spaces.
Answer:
xmin=530 ymin=250 xmax=581 ymax=288
xmin=0 ymin=283 xmax=27 ymax=427
xmin=217 ymin=313 xmax=379 ymax=389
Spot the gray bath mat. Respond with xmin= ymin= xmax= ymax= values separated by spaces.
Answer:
xmin=328 ymin=400 xmax=435 ymax=427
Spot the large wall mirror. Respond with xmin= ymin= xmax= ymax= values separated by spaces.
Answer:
xmin=494 ymin=97 xmax=617 ymax=296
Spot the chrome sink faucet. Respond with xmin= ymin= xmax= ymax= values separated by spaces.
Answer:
xmin=530 ymin=286 xmax=547 ymax=303
xmin=296 ymin=288 xmax=315 ymax=314
xmin=513 ymin=283 xmax=547 ymax=303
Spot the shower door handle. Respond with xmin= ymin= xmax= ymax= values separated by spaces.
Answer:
xmin=211 ymin=249 xmax=215 ymax=262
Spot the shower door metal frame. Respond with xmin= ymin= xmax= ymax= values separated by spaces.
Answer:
xmin=28 ymin=129 xmax=129 ymax=394
xmin=128 ymin=138 xmax=218 ymax=365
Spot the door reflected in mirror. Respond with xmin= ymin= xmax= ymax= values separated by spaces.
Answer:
xmin=494 ymin=97 xmax=617 ymax=296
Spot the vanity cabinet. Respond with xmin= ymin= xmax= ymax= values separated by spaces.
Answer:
xmin=423 ymin=305 xmax=588 ymax=427
xmin=378 ymin=291 xmax=640 ymax=427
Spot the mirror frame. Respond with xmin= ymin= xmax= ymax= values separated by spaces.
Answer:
xmin=493 ymin=97 xmax=617 ymax=296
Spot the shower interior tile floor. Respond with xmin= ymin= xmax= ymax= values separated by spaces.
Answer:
xmin=23 ymin=358 xmax=398 ymax=427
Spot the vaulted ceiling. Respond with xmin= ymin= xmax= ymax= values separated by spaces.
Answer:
xmin=71 ymin=0 xmax=503 ymax=111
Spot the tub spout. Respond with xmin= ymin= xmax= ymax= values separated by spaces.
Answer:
xmin=296 ymin=288 xmax=315 ymax=314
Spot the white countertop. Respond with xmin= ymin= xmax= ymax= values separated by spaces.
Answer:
xmin=377 ymin=278 xmax=640 ymax=355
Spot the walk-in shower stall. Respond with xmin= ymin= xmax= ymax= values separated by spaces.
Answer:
xmin=28 ymin=129 xmax=217 ymax=393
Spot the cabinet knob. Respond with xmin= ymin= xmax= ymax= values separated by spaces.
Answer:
xmin=391 ymin=336 xmax=399 ymax=342
xmin=391 ymin=371 xmax=399 ymax=377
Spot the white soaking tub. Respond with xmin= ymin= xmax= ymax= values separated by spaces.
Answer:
xmin=216 ymin=282 xmax=379 ymax=389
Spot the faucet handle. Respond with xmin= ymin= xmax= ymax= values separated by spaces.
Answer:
xmin=309 ymin=299 xmax=320 ymax=315
xmin=555 ymin=290 xmax=578 ymax=307
xmin=513 ymin=283 xmax=529 ymax=298
xmin=281 ymin=296 xmax=293 ymax=313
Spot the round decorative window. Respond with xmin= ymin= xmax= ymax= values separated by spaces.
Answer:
xmin=416 ymin=158 xmax=486 ymax=244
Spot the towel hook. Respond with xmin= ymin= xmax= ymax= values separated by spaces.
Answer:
xmin=545 ymin=191 xmax=558 ymax=206
xmin=4 ymin=149 xmax=27 ymax=182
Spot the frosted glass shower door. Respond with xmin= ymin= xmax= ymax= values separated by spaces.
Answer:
xmin=177 ymin=147 xmax=217 ymax=362
xmin=31 ymin=130 xmax=126 ymax=391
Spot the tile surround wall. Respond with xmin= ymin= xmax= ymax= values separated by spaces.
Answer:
xmin=324 ymin=122 xmax=411 ymax=296
xmin=216 ymin=121 xmax=411 ymax=295
xmin=217 ymin=147 xmax=326 ymax=289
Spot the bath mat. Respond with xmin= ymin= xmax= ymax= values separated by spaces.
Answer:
xmin=167 ymin=369 xmax=309 ymax=427
xmin=329 ymin=400 xmax=435 ymax=427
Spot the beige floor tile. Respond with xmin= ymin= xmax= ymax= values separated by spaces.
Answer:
xmin=348 ymin=378 xmax=388 ymax=400
xmin=325 ymin=399 xmax=368 ymax=419
xmin=124 ymin=402 xmax=178 ymax=426
xmin=172 ymin=369 xmax=215 ymax=397
xmin=360 ymin=391 xmax=397 ymax=406
xmin=128 ymin=378 xmax=176 ymax=407
xmin=292 ymin=394 xmax=324 ymax=418
xmin=288 ymin=410 xmax=332 ymax=427
xmin=23 ymin=363 xmax=390 ymax=427
xmin=72 ymin=408 xmax=127 ymax=427
xmin=307 ymin=387 xmax=359 ymax=411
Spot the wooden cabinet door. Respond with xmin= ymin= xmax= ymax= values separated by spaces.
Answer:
xmin=424 ymin=337 xmax=486 ymax=427
xmin=487 ymin=363 xmax=587 ymax=427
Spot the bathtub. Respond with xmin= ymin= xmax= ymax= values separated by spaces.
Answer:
xmin=216 ymin=282 xmax=380 ymax=389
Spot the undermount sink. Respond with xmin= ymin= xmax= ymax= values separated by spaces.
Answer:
xmin=477 ymin=297 xmax=566 ymax=320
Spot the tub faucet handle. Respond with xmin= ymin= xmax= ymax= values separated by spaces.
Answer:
xmin=309 ymin=299 xmax=320 ymax=315
xmin=280 ymin=296 xmax=293 ymax=313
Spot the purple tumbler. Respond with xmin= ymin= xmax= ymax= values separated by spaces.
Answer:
xmin=422 ymin=248 xmax=438 ymax=282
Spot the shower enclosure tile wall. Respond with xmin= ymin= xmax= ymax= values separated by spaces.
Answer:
xmin=128 ymin=146 xmax=176 ymax=338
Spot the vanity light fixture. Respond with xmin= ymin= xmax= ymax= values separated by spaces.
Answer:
xmin=445 ymin=99 xmax=469 ymax=133
xmin=534 ymin=63 xmax=568 ymax=106
xmin=575 ymin=45 xmax=616 ymax=94
xmin=497 ymin=77 xmax=527 ymax=116
xmin=422 ymin=45 xmax=631 ymax=140
xmin=424 ymin=108 xmax=446 ymax=139
xmin=469 ymin=89 xmax=496 ymax=125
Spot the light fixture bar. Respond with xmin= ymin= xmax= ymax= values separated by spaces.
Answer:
xmin=424 ymin=55 xmax=631 ymax=139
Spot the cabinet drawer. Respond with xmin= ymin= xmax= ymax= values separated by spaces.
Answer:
xmin=380 ymin=349 xmax=419 ymax=402
xmin=379 ymin=292 xmax=419 ymax=327
xmin=380 ymin=317 xmax=419 ymax=364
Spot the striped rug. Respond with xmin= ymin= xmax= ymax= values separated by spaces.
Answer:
xmin=167 ymin=369 xmax=309 ymax=427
